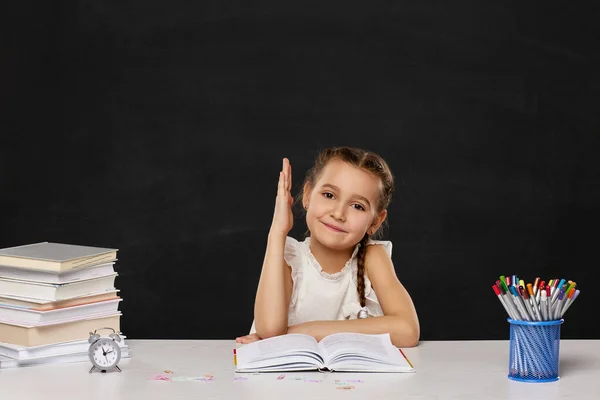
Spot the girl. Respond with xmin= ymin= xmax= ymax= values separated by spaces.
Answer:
xmin=236 ymin=147 xmax=420 ymax=347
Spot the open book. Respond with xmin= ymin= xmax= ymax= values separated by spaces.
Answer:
xmin=235 ymin=332 xmax=415 ymax=373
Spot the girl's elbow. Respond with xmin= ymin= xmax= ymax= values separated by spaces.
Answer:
xmin=392 ymin=323 xmax=420 ymax=348
xmin=405 ymin=333 xmax=420 ymax=348
xmin=255 ymin=322 xmax=287 ymax=339
xmin=407 ymin=323 xmax=421 ymax=347
xmin=392 ymin=332 xmax=419 ymax=348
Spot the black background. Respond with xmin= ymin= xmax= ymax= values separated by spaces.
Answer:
xmin=2 ymin=1 xmax=598 ymax=340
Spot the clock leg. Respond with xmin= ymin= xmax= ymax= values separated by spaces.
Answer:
xmin=115 ymin=365 xmax=122 ymax=372
xmin=89 ymin=366 xmax=95 ymax=374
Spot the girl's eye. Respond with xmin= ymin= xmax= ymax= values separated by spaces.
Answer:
xmin=352 ymin=204 xmax=366 ymax=211
xmin=323 ymin=192 xmax=334 ymax=199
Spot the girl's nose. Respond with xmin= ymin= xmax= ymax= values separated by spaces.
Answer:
xmin=330 ymin=205 xmax=346 ymax=222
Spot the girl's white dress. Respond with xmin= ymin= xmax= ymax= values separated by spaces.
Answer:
xmin=249 ymin=236 xmax=392 ymax=334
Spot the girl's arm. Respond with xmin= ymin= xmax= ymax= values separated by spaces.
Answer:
xmin=287 ymin=244 xmax=420 ymax=347
xmin=253 ymin=233 xmax=294 ymax=339
xmin=254 ymin=158 xmax=296 ymax=339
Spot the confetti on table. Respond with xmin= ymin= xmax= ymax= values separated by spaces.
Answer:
xmin=163 ymin=370 xmax=174 ymax=374
xmin=149 ymin=372 xmax=216 ymax=382
xmin=304 ymin=379 xmax=322 ymax=383
xmin=191 ymin=376 xmax=214 ymax=383
xmin=290 ymin=376 xmax=304 ymax=381
xmin=276 ymin=374 xmax=286 ymax=380
xmin=233 ymin=377 xmax=248 ymax=381
xmin=336 ymin=385 xmax=355 ymax=390
xmin=346 ymin=379 xmax=364 ymax=383
xmin=149 ymin=374 xmax=172 ymax=381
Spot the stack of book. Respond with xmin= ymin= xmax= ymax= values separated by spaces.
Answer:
xmin=0 ymin=242 xmax=130 ymax=368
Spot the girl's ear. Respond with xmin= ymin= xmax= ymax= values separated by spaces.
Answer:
xmin=302 ymin=182 xmax=313 ymax=209
xmin=369 ymin=209 xmax=387 ymax=235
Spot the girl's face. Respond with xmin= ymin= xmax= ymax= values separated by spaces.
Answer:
xmin=304 ymin=159 xmax=386 ymax=251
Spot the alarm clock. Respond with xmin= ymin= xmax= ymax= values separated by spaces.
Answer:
xmin=88 ymin=327 xmax=123 ymax=373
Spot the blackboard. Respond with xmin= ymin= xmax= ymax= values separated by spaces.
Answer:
xmin=2 ymin=1 xmax=598 ymax=340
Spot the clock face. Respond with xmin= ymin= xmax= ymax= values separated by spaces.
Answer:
xmin=89 ymin=338 xmax=121 ymax=369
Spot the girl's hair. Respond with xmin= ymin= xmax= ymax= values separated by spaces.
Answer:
xmin=300 ymin=146 xmax=395 ymax=307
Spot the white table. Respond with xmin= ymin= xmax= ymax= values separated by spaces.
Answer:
xmin=0 ymin=340 xmax=599 ymax=400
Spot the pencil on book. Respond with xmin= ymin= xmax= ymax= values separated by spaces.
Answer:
xmin=398 ymin=348 xmax=413 ymax=369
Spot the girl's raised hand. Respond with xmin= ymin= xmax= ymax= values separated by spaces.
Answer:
xmin=270 ymin=158 xmax=294 ymax=236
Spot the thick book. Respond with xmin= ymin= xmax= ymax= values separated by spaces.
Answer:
xmin=0 ymin=262 xmax=116 ymax=284
xmin=235 ymin=333 xmax=415 ymax=373
xmin=0 ymin=335 xmax=127 ymax=359
xmin=0 ymin=274 xmax=117 ymax=301
xmin=0 ymin=290 xmax=120 ymax=310
xmin=0 ymin=242 xmax=117 ymax=273
xmin=0 ymin=313 xmax=121 ymax=347
xmin=0 ymin=346 xmax=131 ymax=369
xmin=0 ymin=298 xmax=122 ymax=326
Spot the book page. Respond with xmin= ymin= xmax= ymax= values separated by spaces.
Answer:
xmin=319 ymin=333 xmax=406 ymax=367
xmin=236 ymin=333 xmax=323 ymax=370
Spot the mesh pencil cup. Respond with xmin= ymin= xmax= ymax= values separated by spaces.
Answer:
xmin=507 ymin=318 xmax=563 ymax=383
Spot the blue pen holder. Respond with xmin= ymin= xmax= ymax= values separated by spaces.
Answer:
xmin=508 ymin=318 xmax=563 ymax=383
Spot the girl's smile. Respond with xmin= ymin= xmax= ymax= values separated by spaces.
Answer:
xmin=321 ymin=222 xmax=347 ymax=233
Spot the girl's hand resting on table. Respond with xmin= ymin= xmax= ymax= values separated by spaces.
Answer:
xmin=235 ymin=333 xmax=262 ymax=344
